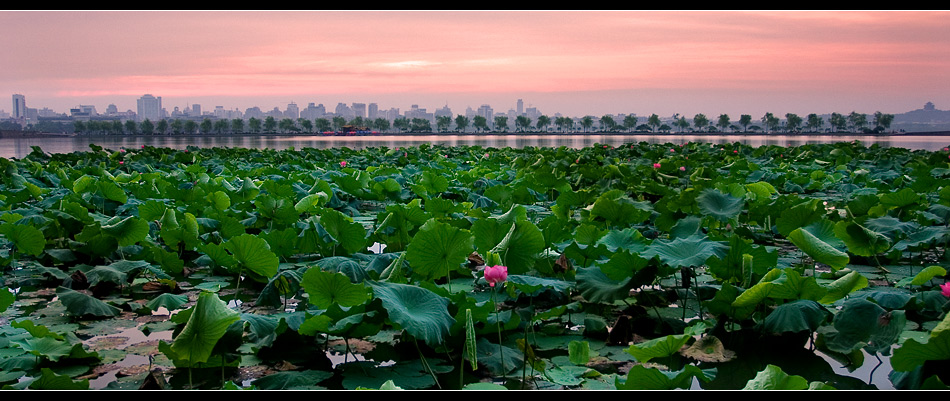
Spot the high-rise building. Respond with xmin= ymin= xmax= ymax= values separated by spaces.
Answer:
xmin=286 ymin=102 xmax=299 ymax=119
xmin=517 ymin=99 xmax=523 ymax=115
xmin=368 ymin=103 xmax=378 ymax=120
xmin=478 ymin=105 xmax=493 ymax=120
xmin=352 ymin=103 xmax=366 ymax=119
xmin=12 ymin=94 xmax=25 ymax=119
xmin=137 ymin=94 xmax=162 ymax=122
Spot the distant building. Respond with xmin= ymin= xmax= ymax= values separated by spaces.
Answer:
xmin=368 ymin=103 xmax=378 ymax=120
xmin=285 ymin=102 xmax=299 ymax=119
xmin=136 ymin=94 xmax=162 ymax=122
xmin=12 ymin=94 xmax=26 ymax=119
xmin=352 ymin=103 xmax=366 ymax=119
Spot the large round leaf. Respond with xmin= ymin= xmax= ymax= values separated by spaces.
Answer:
xmin=405 ymin=218 xmax=474 ymax=280
xmin=224 ymin=233 xmax=279 ymax=279
xmin=787 ymin=227 xmax=849 ymax=270
xmin=761 ymin=299 xmax=830 ymax=334
xmin=301 ymin=268 xmax=370 ymax=309
xmin=367 ymin=281 xmax=455 ymax=347
xmin=697 ymin=188 xmax=744 ymax=222
xmin=170 ymin=291 xmax=241 ymax=365
xmin=0 ymin=223 xmax=46 ymax=257
xmin=643 ymin=235 xmax=727 ymax=268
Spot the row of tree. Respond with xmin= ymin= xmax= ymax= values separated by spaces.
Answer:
xmin=67 ymin=110 xmax=895 ymax=135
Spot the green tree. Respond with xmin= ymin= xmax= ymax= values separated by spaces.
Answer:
xmin=784 ymin=113 xmax=803 ymax=133
xmin=829 ymin=112 xmax=847 ymax=133
xmin=232 ymin=118 xmax=244 ymax=134
xmin=580 ymin=116 xmax=594 ymax=133
xmin=536 ymin=115 xmax=551 ymax=132
xmin=112 ymin=120 xmax=123 ymax=135
xmin=806 ymin=113 xmax=823 ymax=133
xmin=761 ymin=113 xmax=780 ymax=134
xmin=373 ymin=118 xmax=390 ymax=132
xmin=515 ymin=115 xmax=532 ymax=133
xmin=455 ymin=115 xmax=469 ymax=133
xmin=739 ymin=115 xmax=752 ymax=132
xmin=847 ymin=111 xmax=867 ymax=133
xmin=331 ymin=116 xmax=346 ymax=132
xmin=264 ymin=116 xmax=278 ymax=132
xmin=647 ymin=114 xmax=662 ymax=133
xmin=278 ymin=118 xmax=296 ymax=133
xmin=170 ymin=118 xmax=184 ymax=134
xmin=436 ymin=115 xmax=452 ymax=133
xmin=125 ymin=120 xmax=137 ymax=135
xmin=494 ymin=116 xmax=508 ymax=132
xmin=200 ymin=118 xmax=213 ymax=134
xmin=872 ymin=111 xmax=893 ymax=133
xmin=213 ymin=119 xmax=230 ymax=134
xmin=693 ymin=114 xmax=709 ymax=132
xmin=472 ymin=116 xmax=488 ymax=133
xmin=674 ymin=116 xmax=690 ymax=132
xmin=140 ymin=119 xmax=155 ymax=135
xmin=393 ymin=117 xmax=409 ymax=132
xmin=184 ymin=120 xmax=198 ymax=134
xmin=410 ymin=118 xmax=431 ymax=132
xmin=298 ymin=118 xmax=312 ymax=133
xmin=73 ymin=120 xmax=86 ymax=134
xmin=248 ymin=117 xmax=262 ymax=133
xmin=622 ymin=115 xmax=638 ymax=132
xmin=717 ymin=114 xmax=731 ymax=132
xmin=599 ymin=115 xmax=616 ymax=132
xmin=156 ymin=119 xmax=169 ymax=135
xmin=315 ymin=118 xmax=331 ymax=133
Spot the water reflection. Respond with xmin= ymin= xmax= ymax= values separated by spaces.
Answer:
xmin=2 ymin=133 xmax=949 ymax=159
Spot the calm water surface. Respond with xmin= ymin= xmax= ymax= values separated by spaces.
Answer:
xmin=2 ymin=133 xmax=949 ymax=159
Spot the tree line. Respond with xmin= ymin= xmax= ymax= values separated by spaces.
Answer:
xmin=63 ymin=110 xmax=896 ymax=135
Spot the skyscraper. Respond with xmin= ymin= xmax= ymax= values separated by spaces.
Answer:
xmin=137 ymin=94 xmax=162 ymax=122
xmin=12 ymin=94 xmax=25 ymax=119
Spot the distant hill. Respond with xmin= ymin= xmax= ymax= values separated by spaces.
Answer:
xmin=893 ymin=102 xmax=950 ymax=132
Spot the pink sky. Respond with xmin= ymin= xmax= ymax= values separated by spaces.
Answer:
xmin=3 ymin=10 xmax=949 ymax=118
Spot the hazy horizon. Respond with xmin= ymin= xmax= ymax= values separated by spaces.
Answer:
xmin=3 ymin=10 xmax=949 ymax=118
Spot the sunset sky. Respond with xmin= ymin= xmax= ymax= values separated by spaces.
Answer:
xmin=3 ymin=10 xmax=949 ymax=119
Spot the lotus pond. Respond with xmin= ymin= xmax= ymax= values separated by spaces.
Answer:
xmin=1 ymin=141 xmax=950 ymax=390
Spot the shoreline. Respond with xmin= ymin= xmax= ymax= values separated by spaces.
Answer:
xmin=4 ymin=130 xmax=950 ymax=139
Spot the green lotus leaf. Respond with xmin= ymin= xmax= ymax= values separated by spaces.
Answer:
xmin=145 ymin=293 xmax=189 ymax=312
xmin=834 ymin=221 xmax=892 ymax=257
xmin=208 ymin=190 xmax=231 ymax=211
xmin=787 ymin=227 xmax=849 ymax=270
xmin=589 ymin=189 xmax=652 ymax=227
xmin=315 ymin=208 xmax=368 ymax=256
xmin=576 ymin=265 xmax=634 ymax=304
xmin=697 ymin=187 xmax=744 ymax=222
xmin=642 ymin=235 xmax=727 ymax=268
xmin=490 ymin=219 xmax=545 ymax=275
xmin=624 ymin=334 xmax=691 ymax=363
xmin=776 ymin=199 xmax=823 ymax=237
xmin=0 ymin=222 xmax=46 ymax=257
xmin=616 ymin=364 xmax=715 ymax=390
xmin=56 ymin=287 xmax=120 ymax=318
xmin=301 ymin=268 xmax=370 ymax=309
xmin=252 ymin=370 xmax=334 ymax=390
xmin=224 ymin=233 xmax=279 ymax=279
xmin=367 ymin=280 xmax=455 ymax=347
xmin=24 ymin=368 xmax=89 ymax=390
xmin=742 ymin=364 xmax=809 ymax=390
xmin=100 ymin=215 xmax=149 ymax=247
xmin=169 ymin=291 xmax=241 ymax=365
xmin=12 ymin=336 xmax=73 ymax=362
xmin=761 ymin=299 xmax=830 ymax=334
xmin=98 ymin=179 xmax=128 ymax=203
xmin=891 ymin=312 xmax=950 ymax=372
xmin=406 ymin=218 xmax=474 ymax=280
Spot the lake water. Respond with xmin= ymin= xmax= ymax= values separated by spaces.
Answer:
xmin=2 ymin=133 xmax=950 ymax=159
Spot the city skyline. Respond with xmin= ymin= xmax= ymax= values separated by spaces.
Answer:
xmin=3 ymin=11 xmax=950 ymax=119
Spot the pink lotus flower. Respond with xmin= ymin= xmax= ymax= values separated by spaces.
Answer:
xmin=575 ymin=158 xmax=580 ymax=163
xmin=941 ymin=282 xmax=950 ymax=297
xmin=484 ymin=265 xmax=508 ymax=288
xmin=141 ymin=145 xmax=145 ymax=149
xmin=679 ymin=166 xmax=686 ymax=171
xmin=944 ymin=147 xmax=949 ymax=151
xmin=340 ymin=161 xmax=347 ymax=168
xmin=120 ymin=149 xmax=126 ymax=153
xmin=653 ymin=163 xmax=661 ymax=168
xmin=734 ymin=150 xmax=738 ymax=154
xmin=119 ymin=161 xmax=124 ymax=165
xmin=670 ymin=148 xmax=675 ymax=152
